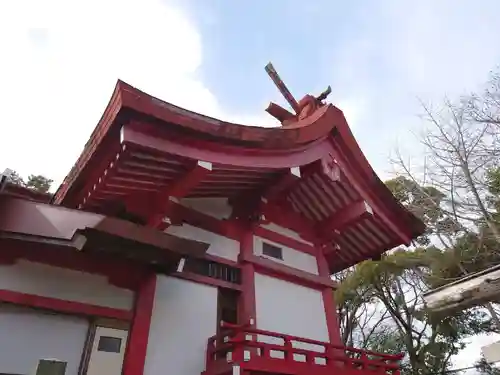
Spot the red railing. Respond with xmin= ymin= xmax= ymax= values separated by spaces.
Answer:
xmin=205 ymin=323 xmax=402 ymax=375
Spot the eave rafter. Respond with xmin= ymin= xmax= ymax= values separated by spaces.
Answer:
xmin=144 ymin=160 xmax=212 ymax=229
xmin=262 ymin=167 xmax=301 ymax=204
xmin=80 ymin=144 xmax=126 ymax=209
xmin=230 ymin=167 xmax=303 ymax=224
xmin=333 ymin=151 xmax=413 ymax=245
xmin=323 ymin=200 xmax=373 ymax=234
xmin=321 ymin=200 xmax=374 ymax=253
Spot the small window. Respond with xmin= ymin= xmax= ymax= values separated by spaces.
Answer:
xmin=35 ymin=359 xmax=67 ymax=375
xmin=97 ymin=336 xmax=122 ymax=353
xmin=183 ymin=258 xmax=241 ymax=284
xmin=262 ymin=242 xmax=283 ymax=260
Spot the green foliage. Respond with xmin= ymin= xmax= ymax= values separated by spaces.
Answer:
xmin=25 ymin=174 xmax=53 ymax=193
xmin=487 ymin=167 xmax=500 ymax=197
xmin=385 ymin=177 xmax=462 ymax=247
xmin=486 ymin=166 xmax=500 ymax=224
xmin=7 ymin=170 xmax=53 ymax=193
xmin=336 ymin=249 xmax=492 ymax=375
xmin=476 ymin=356 xmax=500 ymax=375
xmin=7 ymin=170 xmax=25 ymax=186
xmin=338 ymin=166 xmax=500 ymax=375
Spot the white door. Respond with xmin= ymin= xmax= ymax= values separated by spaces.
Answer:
xmin=86 ymin=326 xmax=128 ymax=375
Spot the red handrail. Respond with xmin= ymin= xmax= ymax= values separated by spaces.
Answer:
xmin=205 ymin=323 xmax=402 ymax=375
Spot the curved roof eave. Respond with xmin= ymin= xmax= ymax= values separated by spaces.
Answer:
xmin=328 ymin=114 xmax=426 ymax=242
xmin=53 ymin=80 xmax=340 ymax=203
xmin=53 ymin=80 xmax=425 ymax=242
xmin=118 ymin=80 xmax=338 ymax=148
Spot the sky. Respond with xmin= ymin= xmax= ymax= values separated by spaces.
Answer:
xmin=1 ymin=0 xmax=500 ymax=368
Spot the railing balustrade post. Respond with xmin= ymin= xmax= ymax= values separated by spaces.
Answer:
xmin=230 ymin=328 xmax=246 ymax=363
xmin=283 ymin=337 xmax=293 ymax=363
xmin=205 ymin=337 xmax=214 ymax=368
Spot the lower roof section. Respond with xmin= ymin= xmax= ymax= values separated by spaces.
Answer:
xmin=0 ymin=181 xmax=52 ymax=203
xmin=50 ymin=80 xmax=425 ymax=272
xmin=0 ymin=195 xmax=210 ymax=270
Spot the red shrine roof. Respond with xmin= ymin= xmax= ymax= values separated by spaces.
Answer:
xmin=53 ymin=80 xmax=425 ymax=272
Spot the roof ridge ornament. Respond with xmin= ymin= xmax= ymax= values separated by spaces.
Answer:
xmin=264 ymin=62 xmax=332 ymax=127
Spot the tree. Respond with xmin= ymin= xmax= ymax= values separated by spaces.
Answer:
xmin=5 ymin=170 xmax=53 ymax=193
xmin=394 ymin=97 xmax=500 ymax=243
xmin=6 ymin=170 xmax=25 ymax=186
xmin=486 ymin=166 xmax=500 ymax=224
xmin=336 ymin=249 xmax=490 ymax=375
xmin=468 ymin=71 xmax=500 ymax=128
xmin=25 ymin=174 xmax=53 ymax=194
xmin=335 ymin=267 xmax=392 ymax=348
xmin=385 ymin=176 xmax=464 ymax=248
xmin=335 ymin=70 xmax=500 ymax=375
xmin=476 ymin=356 xmax=500 ymax=375
xmin=336 ymin=174 xmax=498 ymax=374
xmin=388 ymin=71 xmax=500 ymax=331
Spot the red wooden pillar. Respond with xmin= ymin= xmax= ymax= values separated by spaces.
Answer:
xmin=122 ymin=272 xmax=157 ymax=375
xmin=316 ymin=250 xmax=341 ymax=346
xmin=238 ymin=230 xmax=257 ymax=327
xmin=236 ymin=229 xmax=257 ymax=362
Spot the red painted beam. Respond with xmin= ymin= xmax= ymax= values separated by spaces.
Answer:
xmin=253 ymin=226 xmax=316 ymax=255
xmin=266 ymin=102 xmax=295 ymax=123
xmin=168 ymin=201 xmax=244 ymax=239
xmin=231 ymin=167 xmax=302 ymax=223
xmin=320 ymin=200 xmax=374 ymax=251
xmin=262 ymin=167 xmax=301 ymax=203
xmin=328 ymin=143 xmax=415 ymax=245
xmin=0 ymin=288 xmax=132 ymax=320
xmin=260 ymin=201 xmax=318 ymax=242
xmin=246 ymin=159 xmax=341 ymax=244
xmin=322 ymin=200 xmax=373 ymax=233
xmin=120 ymin=123 xmax=331 ymax=169
xmin=0 ymin=244 xmax=143 ymax=290
xmin=147 ymin=160 xmax=212 ymax=228
xmin=240 ymin=250 xmax=337 ymax=290
xmin=172 ymin=271 xmax=243 ymax=291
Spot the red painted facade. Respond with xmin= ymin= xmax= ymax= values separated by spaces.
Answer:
xmin=0 ymin=79 xmax=424 ymax=375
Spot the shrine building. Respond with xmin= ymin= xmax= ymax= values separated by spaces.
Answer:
xmin=0 ymin=71 xmax=425 ymax=375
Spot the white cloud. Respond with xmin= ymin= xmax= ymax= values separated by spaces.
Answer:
xmin=329 ymin=0 xmax=500 ymax=178
xmin=0 ymin=0 xmax=274 ymax=187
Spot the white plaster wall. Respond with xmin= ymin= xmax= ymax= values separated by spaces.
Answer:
xmin=260 ymin=222 xmax=314 ymax=246
xmin=144 ymin=276 xmax=218 ymax=375
xmin=253 ymin=236 xmax=319 ymax=275
xmin=179 ymin=197 xmax=233 ymax=219
xmin=0 ymin=260 xmax=134 ymax=309
xmin=254 ymin=273 xmax=329 ymax=356
xmin=0 ymin=305 xmax=89 ymax=375
xmin=166 ymin=224 xmax=239 ymax=262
